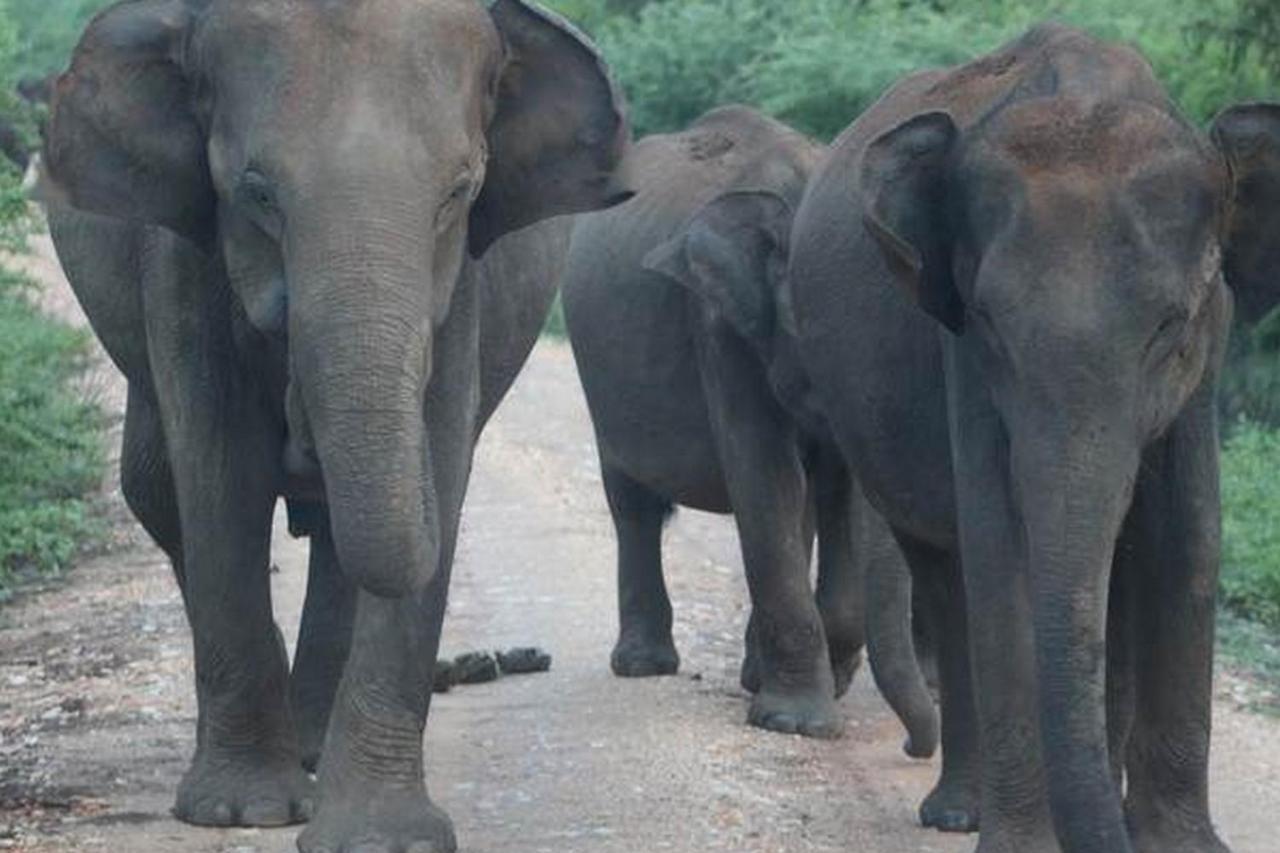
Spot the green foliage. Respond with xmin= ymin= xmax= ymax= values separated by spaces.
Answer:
xmin=0 ymin=269 xmax=105 ymax=586
xmin=0 ymin=2 xmax=106 ymax=592
xmin=4 ymin=0 xmax=108 ymax=80
xmin=561 ymin=0 xmax=1279 ymax=140
xmin=1221 ymin=422 xmax=1280 ymax=632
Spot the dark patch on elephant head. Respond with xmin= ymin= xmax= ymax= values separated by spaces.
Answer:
xmin=1212 ymin=102 xmax=1280 ymax=324
xmin=860 ymin=111 xmax=964 ymax=335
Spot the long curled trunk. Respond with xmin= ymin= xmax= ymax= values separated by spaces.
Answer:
xmin=287 ymin=208 xmax=439 ymax=598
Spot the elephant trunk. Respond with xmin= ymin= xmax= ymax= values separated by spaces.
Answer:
xmin=1012 ymin=416 xmax=1139 ymax=853
xmin=287 ymin=212 xmax=439 ymax=599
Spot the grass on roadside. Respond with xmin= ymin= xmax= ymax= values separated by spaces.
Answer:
xmin=0 ymin=265 xmax=105 ymax=597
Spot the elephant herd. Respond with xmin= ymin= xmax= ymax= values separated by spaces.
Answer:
xmin=26 ymin=1 xmax=1280 ymax=852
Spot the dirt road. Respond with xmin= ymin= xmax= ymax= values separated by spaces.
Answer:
xmin=2 ymin=235 xmax=1278 ymax=852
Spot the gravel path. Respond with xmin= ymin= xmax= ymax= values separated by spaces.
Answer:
xmin=1 ymin=234 xmax=1277 ymax=852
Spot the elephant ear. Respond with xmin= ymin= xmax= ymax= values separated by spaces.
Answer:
xmin=642 ymin=190 xmax=793 ymax=345
xmin=40 ymin=0 xmax=212 ymax=246
xmin=1211 ymin=102 xmax=1280 ymax=324
xmin=471 ymin=0 xmax=632 ymax=256
xmin=861 ymin=111 xmax=963 ymax=334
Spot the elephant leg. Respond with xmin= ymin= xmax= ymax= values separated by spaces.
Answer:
xmin=814 ymin=455 xmax=865 ymax=699
xmin=1106 ymin=537 xmax=1138 ymax=795
xmin=741 ymin=487 xmax=815 ymax=695
xmin=895 ymin=532 xmax=980 ymax=833
xmin=142 ymin=238 xmax=311 ymax=828
xmin=697 ymin=329 xmax=839 ymax=739
xmin=865 ymin=508 xmax=938 ymax=760
xmin=602 ymin=463 xmax=679 ymax=678
xmin=289 ymin=512 xmax=357 ymax=773
xmin=298 ymin=577 xmax=456 ymax=853
xmin=120 ymin=386 xmax=182 ymax=573
xmin=1123 ymin=394 xmax=1230 ymax=853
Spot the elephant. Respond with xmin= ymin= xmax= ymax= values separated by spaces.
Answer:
xmin=561 ymin=105 xmax=938 ymax=750
xmin=35 ymin=1 xmax=629 ymax=851
xmin=788 ymin=23 xmax=1248 ymax=853
xmin=1213 ymin=102 xmax=1280 ymax=324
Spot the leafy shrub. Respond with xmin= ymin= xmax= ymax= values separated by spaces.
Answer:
xmin=1221 ymin=423 xmax=1280 ymax=631
xmin=573 ymin=0 xmax=1278 ymax=140
xmin=0 ymin=3 xmax=106 ymax=591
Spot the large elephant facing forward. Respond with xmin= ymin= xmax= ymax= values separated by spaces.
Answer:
xmin=37 ymin=1 xmax=629 ymax=851
xmin=789 ymin=23 xmax=1260 ymax=853
xmin=562 ymin=106 xmax=939 ymax=751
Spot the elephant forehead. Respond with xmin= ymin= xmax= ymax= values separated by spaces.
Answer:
xmin=195 ymin=0 xmax=500 ymax=83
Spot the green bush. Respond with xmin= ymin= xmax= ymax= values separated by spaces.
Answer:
xmin=0 ymin=3 xmax=106 ymax=592
xmin=570 ymin=0 xmax=1278 ymax=140
xmin=1221 ymin=423 xmax=1280 ymax=631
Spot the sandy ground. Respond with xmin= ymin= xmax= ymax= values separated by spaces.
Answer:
xmin=1 ymin=233 xmax=1278 ymax=852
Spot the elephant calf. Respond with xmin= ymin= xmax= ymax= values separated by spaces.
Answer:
xmin=562 ymin=106 xmax=937 ymax=748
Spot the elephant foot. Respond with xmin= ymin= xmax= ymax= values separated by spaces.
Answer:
xmin=298 ymin=719 xmax=325 ymax=775
xmin=919 ymin=775 xmax=980 ymax=833
xmin=611 ymin=632 xmax=679 ymax=678
xmin=1130 ymin=824 xmax=1231 ymax=853
xmin=973 ymin=830 xmax=1059 ymax=853
xmin=748 ymin=688 xmax=844 ymax=739
xmin=175 ymin=748 xmax=314 ymax=827
xmin=740 ymin=646 xmax=762 ymax=694
xmin=298 ymin=786 xmax=456 ymax=853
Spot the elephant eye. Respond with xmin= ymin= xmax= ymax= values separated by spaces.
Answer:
xmin=238 ymin=170 xmax=282 ymax=237
xmin=435 ymin=178 xmax=474 ymax=233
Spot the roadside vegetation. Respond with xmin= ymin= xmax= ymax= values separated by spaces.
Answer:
xmin=0 ymin=2 xmax=104 ymax=597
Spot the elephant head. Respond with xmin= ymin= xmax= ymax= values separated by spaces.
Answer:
xmin=40 ymin=0 xmax=630 ymax=598
xmin=860 ymin=99 xmax=1232 ymax=846
xmin=641 ymin=190 xmax=820 ymax=428
xmin=1213 ymin=102 xmax=1280 ymax=324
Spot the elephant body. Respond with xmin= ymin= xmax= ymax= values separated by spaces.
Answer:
xmin=790 ymin=23 xmax=1241 ymax=853
xmin=39 ymin=2 xmax=629 ymax=852
xmin=562 ymin=105 xmax=938 ymax=749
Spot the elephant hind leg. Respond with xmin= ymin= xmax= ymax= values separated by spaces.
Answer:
xmin=602 ymin=463 xmax=679 ymax=678
xmin=288 ymin=511 xmax=356 ymax=773
xmin=120 ymin=387 xmax=183 ymax=575
xmin=894 ymin=531 xmax=981 ymax=834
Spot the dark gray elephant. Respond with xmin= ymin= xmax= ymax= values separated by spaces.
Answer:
xmin=789 ymin=24 xmax=1243 ymax=853
xmin=36 ymin=1 xmax=629 ymax=851
xmin=561 ymin=106 xmax=937 ymax=749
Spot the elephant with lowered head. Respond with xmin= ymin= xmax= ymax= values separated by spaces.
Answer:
xmin=562 ymin=105 xmax=939 ymax=751
xmin=36 ymin=1 xmax=629 ymax=851
xmin=789 ymin=23 xmax=1260 ymax=853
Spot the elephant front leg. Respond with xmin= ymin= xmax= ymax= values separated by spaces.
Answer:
xmin=166 ymin=418 xmax=313 ymax=827
xmin=298 ymin=580 xmax=456 ymax=853
xmin=697 ymin=329 xmax=840 ymax=739
xmin=1123 ymin=395 xmax=1231 ymax=853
